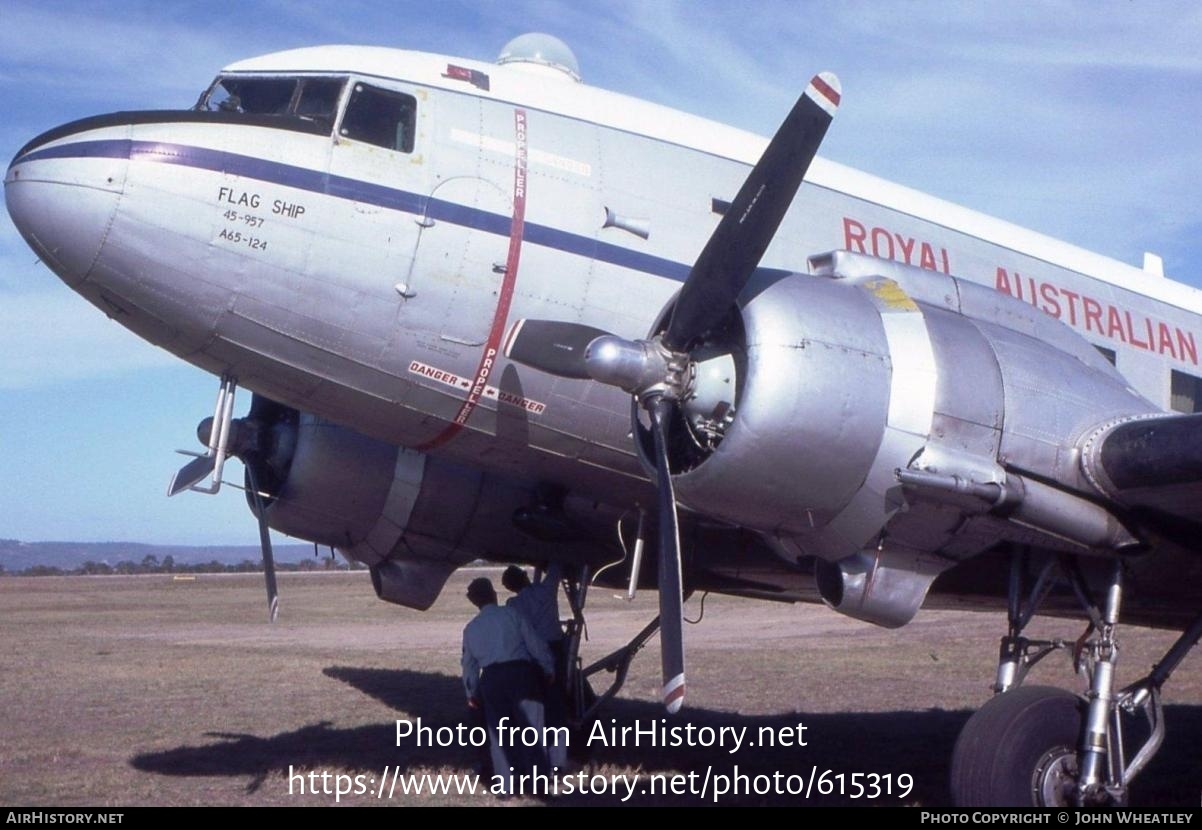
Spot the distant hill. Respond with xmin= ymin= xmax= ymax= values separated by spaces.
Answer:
xmin=0 ymin=539 xmax=326 ymax=573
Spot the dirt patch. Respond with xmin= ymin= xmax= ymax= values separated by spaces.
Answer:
xmin=1 ymin=572 xmax=1198 ymax=806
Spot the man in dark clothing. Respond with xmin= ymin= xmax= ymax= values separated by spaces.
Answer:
xmin=502 ymin=564 xmax=564 ymax=651
xmin=462 ymin=577 xmax=554 ymax=797
xmin=502 ymin=564 xmax=568 ymax=769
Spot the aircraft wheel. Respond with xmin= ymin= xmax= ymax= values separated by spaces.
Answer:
xmin=950 ymin=685 xmax=1084 ymax=807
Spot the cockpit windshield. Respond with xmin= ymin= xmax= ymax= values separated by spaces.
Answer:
xmin=197 ymin=75 xmax=345 ymax=131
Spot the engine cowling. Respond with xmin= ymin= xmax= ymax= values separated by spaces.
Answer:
xmin=241 ymin=396 xmax=617 ymax=609
xmin=650 ymin=251 xmax=1153 ymax=624
xmin=667 ymin=268 xmax=902 ymax=546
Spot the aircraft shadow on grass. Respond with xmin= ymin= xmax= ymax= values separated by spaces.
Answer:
xmin=128 ymin=666 xmax=1202 ymax=805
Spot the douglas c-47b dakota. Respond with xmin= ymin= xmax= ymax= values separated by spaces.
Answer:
xmin=8 ymin=33 xmax=1202 ymax=807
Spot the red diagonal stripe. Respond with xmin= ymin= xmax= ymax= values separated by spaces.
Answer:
xmin=416 ymin=109 xmax=528 ymax=451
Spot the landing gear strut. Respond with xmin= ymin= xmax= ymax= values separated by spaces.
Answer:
xmin=561 ymin=565 xmax=664 ymax=724
xmin=952 ymin=551 xmax=1202 ymax=806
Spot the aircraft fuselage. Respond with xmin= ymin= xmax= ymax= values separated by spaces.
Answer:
xmin=7 ymin=45 xmax=1202 ymax=592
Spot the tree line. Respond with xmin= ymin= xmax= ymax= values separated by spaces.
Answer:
xmin=2 ymin=553 xmax=367 ymax=576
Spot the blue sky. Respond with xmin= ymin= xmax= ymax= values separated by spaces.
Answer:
xmin=2 ymin=1 xmax=1201 ymax=544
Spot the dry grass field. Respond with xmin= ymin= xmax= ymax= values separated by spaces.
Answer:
xmin=2 ymin=571 xmax=1199 ymax=806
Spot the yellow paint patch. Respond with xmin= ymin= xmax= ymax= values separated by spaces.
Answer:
xmin=866 ymin=278 xmax=918 ymax=312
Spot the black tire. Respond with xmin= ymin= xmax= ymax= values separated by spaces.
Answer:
xmin=951 ymin=685 xmax=1084 ymax=807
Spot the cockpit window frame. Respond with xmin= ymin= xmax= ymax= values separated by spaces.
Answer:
xmin=193 ymin=72 xmax=423 ymax=152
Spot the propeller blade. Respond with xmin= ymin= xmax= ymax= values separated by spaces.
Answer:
xmin=167 ymin=454 xmax=215 ymax=497
xmin=503 ymin=319 xmax=613 ymax=379
xmin=246 ymin=463 xmax=280 ymax=622
xmin=664 ymin=72 xmax=841 ymax=351
xmin=648 ymin=395 xmax=686 ymax=713
xmin=259 ymin=508 xmax=280 ymax=623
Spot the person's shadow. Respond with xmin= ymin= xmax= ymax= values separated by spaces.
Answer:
xmin=129 ymin=665 xmax=1202 ymax=805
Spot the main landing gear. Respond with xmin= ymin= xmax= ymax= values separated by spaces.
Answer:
xmin=559 ymin=565 xmax=665 ymax=724
xmin=951 ymin=551 xmax=1202 ymax=807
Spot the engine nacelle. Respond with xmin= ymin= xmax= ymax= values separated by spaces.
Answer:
xmin=257 ymin=412 xmax=401 ymax=548
xmin=247 ymin=398 xmax=617 ymax=609
xmin=666 ymin=251 xmax=1153 ymax=590
xmin=668 ymin=262 xmax=930 ymax=558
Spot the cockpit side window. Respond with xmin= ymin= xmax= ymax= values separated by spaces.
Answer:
xmin=292 ymin=78 xmax=345 ymax=129
xmin=295 ymin=79 xmax=343 ymax=118
xmin=339 ymin=83 xmax=417 ymax=153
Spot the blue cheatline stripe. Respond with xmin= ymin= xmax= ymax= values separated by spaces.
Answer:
xmin=19 ymin=140 xmax=132 ymax=162
xmin=18 ymin=138 xmax=693 ymax=283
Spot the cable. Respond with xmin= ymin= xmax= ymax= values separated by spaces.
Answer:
xmin=684 ymin=590 xmax=709 ymax=625
xmin=590 ymin=511 xmax=631 ymax=587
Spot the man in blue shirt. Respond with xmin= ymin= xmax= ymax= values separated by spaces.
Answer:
xmin=462 ymin=577 xmax=554 ymax=797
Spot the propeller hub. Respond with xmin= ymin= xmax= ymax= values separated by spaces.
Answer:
xmin=195 ymin=416 xmax=261 ymax=460
xmin=195 ymin=416 xmax=215 ymax=449
xmin=584 ymin=335 xmax=685 ymax=401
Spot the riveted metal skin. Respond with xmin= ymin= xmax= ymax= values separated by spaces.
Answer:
xmin=670 ymin=273 xmax=893 ymax=543
xmin=259 ymin=409 xmax=622 ymax=609
xmin=674 ymin=252 xmax=1155 ymax=571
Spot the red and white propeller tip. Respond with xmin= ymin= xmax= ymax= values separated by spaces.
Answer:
xmin=805 ymin=72 xmax=841 ymax=117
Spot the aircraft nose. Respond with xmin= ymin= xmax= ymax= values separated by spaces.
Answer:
xmin=5 ymin=133 xmax=129 ymax=287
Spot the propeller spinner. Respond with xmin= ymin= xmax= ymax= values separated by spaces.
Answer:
xmin=504 ymin=73 xmax=841 ymax=713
